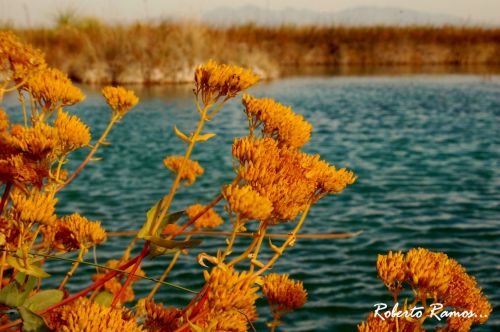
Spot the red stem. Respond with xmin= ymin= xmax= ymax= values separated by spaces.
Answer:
xmin=171 ymin=194 xmax=223 ymax=239
xmin=110 ymin=242 xmax=149 ymax=308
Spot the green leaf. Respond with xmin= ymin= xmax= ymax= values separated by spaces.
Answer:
xmin=6 ymin=256 xmax=50 ymax=279
xmin=174 ymin=125 xmax=192 ymax=143
xmin=148 ymin=244 xmax=182 ymax=259
xmin=137 ymin=200 xmax=162 ymax=239
xmin=18 ymin=307 xmax=51 ymax=332
xmin=0 ymin=282 xmax=22 ymax=307
xmin=194 ymin=132 xmax=216 ymax=142
xmin=156 ymin=210 xmax=184 ymax=236
xmin=24 ymin=290 xmax=63 ymax=312
xmin=147 ymin=238 xmax=202 ymax=259
xmin=16 ymin=274 xmax=37 ymax=305
xmin=93 ymin=291 xmax=113 ymax=307
xmin=143 ymin=236 xmax=202 ymax=250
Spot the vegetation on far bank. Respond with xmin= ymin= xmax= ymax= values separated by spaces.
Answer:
xmin=6 ymin=18 xmax=500 ymax=84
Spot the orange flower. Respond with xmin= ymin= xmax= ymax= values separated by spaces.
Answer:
xmin=223 ymin=184 xmax=273 ymax=221
xmin=242 ymin=94 xmax=313 ymax=148
xmin=54 ymin=110 xmax=91 ymax=153
xmin=46 ymin=297 xmax=144 ymax=332
xmin=27 ymin=67 xmax=84 ymax=112
xmin=192 ymin=266 xmax=259 ymax=331
xmin=102 ymin=86 xmax=138 ymax=117
xmin=163 ymin=156 xmax=204 ymax=186
xmin=6 ymin=122 xmax=58 ymax=159
xmin=143 ymin=300 xmax=181 ymax=332
xmin=377 ymin=250 xmax=407 ymax=289
xmin=262 ymin=274 xmax=307 ymax=312
xmin=10 ymin=188 xmax=57 ymax=225
xmin=195 ymin=59 xmax=259 ymax=103
xmin=186 ymin=204 xmax=224 ymax=229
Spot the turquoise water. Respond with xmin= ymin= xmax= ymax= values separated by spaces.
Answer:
xmin=5 ymin=74 xmax=500 ymax=331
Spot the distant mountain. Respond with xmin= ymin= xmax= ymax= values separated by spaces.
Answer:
xmin=202 ymin=5 xmax=478 ymax=27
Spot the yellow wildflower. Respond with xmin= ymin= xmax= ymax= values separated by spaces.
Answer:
xmin=0 ymin=31 xmax=46 ymax=83
xmin=163 ymin=155 xmax=204 ymax=186
xmin=223 ymin=184 xmax=273 ymax=221
xmin=46 ymin=297 xmax=144 ymax=332
xmin=242 ymin=94 xmax=313 ymax=148
xmin=102 ymin=86 xmax=139 ymax=117
xmin=162 ymin=223 xmax=182 ymax=236
xmin=6 ymin=122 xmax=58 ymax=159
xmin=232 ymin=136 xmax=356 ymax=221
xmin=443 ymin=258 xmax=492 ymax=324
xmin=10 ymin=188 xmax=57 ymax=225
xmin=444 ymin=316 xmax=473 ymax=332
xmin=54 ymin=110 xmax=91 ymax=153
xmin=0 ymin=154 xmax=41 ymax=188
xmin=193 ymin=266 xmax=259 ymax=332
xmin=60 ymin=213 xmax=107 ymax=249
xmin=186 ymin=204 xmax=224 ymax=229
xmin=376 ymin=250 xmax=407 ymax=289
xmin=27 ymin=67 xmax=84 ymax=112
xmin=43 ymin=214 xmax=106 ymax=251
xmin=357 ymin=312 xmax=422 ymax=332
xmin=262 ymin=274 xmax=307 ymax=312
xmin=143 ymin=300 xmax=180 ymax=332
xmin=405 ymin=248 xmax=451 ymax=298
xmin=370 ymin=248 xmax=491 ymax=331
xmin=194 ymin=59 xmax=259 ymax=103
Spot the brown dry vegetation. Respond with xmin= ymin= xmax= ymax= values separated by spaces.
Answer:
xmin=8 ymin=20 xmax=500 ymax=84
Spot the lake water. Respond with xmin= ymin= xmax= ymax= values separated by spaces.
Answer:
xmin=5 ymin=74 xmax=499 ymax=331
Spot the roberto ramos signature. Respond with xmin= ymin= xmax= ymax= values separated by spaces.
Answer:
xmin=373 ymin=303 xmax=489 ymax=321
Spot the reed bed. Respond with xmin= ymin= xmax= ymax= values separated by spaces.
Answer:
xmin=9 ymin=21 xmax=500 ymax=84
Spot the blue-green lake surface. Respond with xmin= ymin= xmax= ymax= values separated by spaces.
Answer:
xmin=5 ymin=74 xmax=499 ymax=331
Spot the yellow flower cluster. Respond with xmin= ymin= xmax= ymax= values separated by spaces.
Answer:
xmin=186 ymin=204 xmax=224 ymax=229
xmin=357 ymin=312 xmax=423 ymax=332
xmin=242 ymin=94 xmax=313 ymax=148
xmin=376 ymin=250 xmax=406 ymax=290
xmin=405 ymin=248 xmax=451 ymax=298
xmin=163 ymin=155 xmax=204 ymax=186
xmin=370 ymin=248 xmax=492 ymax=330
xmin=231 ymin=137 xmax=356 ymax=222
xmin=262 ymin=273 xmax=307 ymax=312
xmin=26 ymin=67 xmax=84 ymax=112
xmin=192 ymin=266 xmax=259 ymax=331
xmin=42 ymin=213 xmax=106 ymax=251
xmin=6 ymin=122 xmax=59 ymax=159
xmin=194 ymin=59 xmax=259 ymax=103
xmin=10 ymin=189 xmax=57 ymax=225
xmin=54 ymin=110 xmax=91 ymax=154
xmin=102 ymin=86 xmax=139 ymax=117
xmin=222 ymin=184 xmax=273 ymax=221
xmin=162 ymin=223 xmax=182 ymax=235
xmin=0 ymin=110 xmax=93 ymax=190
xmin=47 ymin=298 xmax=144 ymax=332
xmin=143 ymin=300 xmax=181 ymax=331
xmin=0 ymin=31 xmax=46 ymax=83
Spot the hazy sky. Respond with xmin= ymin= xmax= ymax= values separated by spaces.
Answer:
xmin=2 ymin=0 xmax=500 ymax=26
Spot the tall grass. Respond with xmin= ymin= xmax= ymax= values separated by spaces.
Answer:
xmin=10 ymin=20 xmax=500 ymax=84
